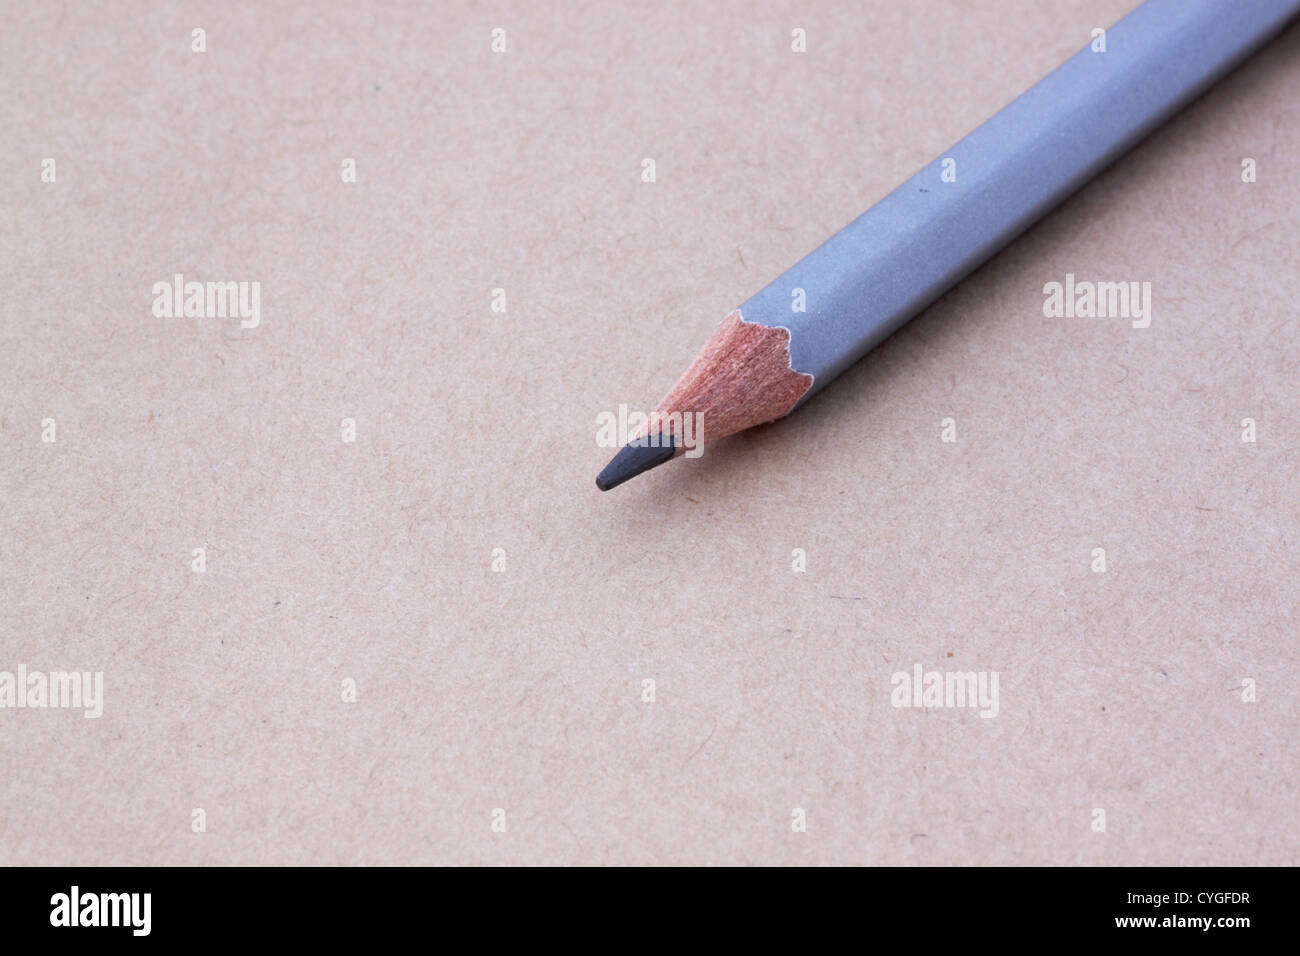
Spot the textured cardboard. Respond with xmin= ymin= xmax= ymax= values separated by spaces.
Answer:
xmin=1 ymin=0 xmax=1296 ymax=865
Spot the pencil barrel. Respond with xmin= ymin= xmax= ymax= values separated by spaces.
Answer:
xmin=736 ymin=0 xmax=1300 ymax=401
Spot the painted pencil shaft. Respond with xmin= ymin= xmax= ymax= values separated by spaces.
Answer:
xmin=739 ymin=0 xmax=1300 ymax=402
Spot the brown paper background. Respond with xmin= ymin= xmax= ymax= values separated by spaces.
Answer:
xmin=2 ymin=0 xmax=1296 ymax=866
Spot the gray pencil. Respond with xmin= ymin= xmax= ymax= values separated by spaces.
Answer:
xmin=597 ymin=0 xmax=1300 ymax=491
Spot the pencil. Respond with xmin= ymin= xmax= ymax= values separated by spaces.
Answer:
xmin=596 ymin=0 xmax=1300 ymax=491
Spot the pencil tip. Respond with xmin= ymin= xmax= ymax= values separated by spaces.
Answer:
xmin=595 ymin=437 xmax=676 ymax=491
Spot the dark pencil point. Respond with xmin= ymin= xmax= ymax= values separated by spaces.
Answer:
xmin=595 ymin=436 xmax=676 ymax=491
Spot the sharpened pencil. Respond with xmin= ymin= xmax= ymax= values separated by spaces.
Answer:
xmin=596 ymin=0 xmax=1300 ymax=491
